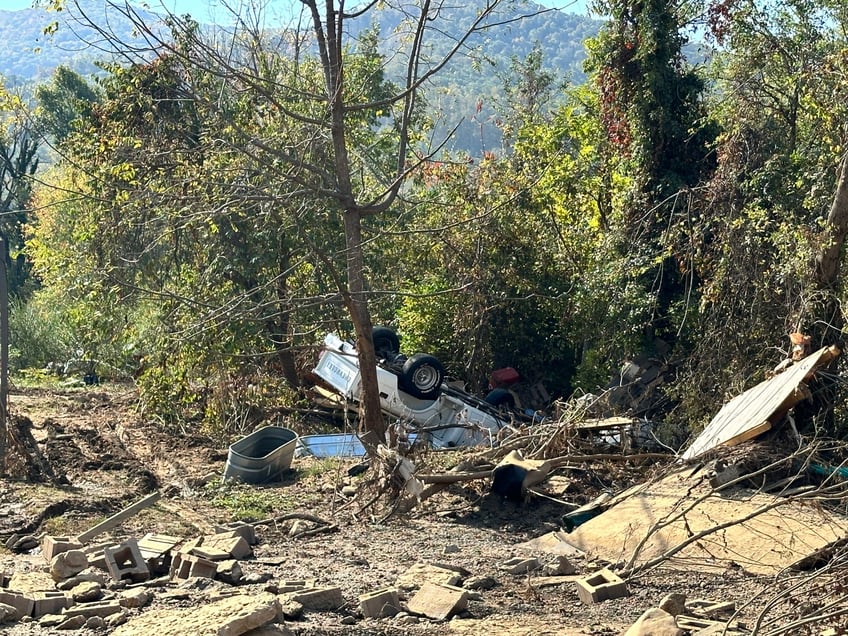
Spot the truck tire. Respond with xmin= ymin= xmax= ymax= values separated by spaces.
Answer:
xmin=372 ymin=326 xmax=400 ymax=358
xmin=400 ymin=353 xmax=445 ymax=400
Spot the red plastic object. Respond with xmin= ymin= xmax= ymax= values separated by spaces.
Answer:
xmin=490 ymin=367 xmax=520 ymax=388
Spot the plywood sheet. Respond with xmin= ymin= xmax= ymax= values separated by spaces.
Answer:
xmin=564 ymin=468 xmax=848 ymax=575
xmin=682 ymin=347 xmax=839 ymax=460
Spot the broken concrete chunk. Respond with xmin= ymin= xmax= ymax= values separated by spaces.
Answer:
xmin=575 ymin=568 xmax=629 ymax=604
xmin=42 ymin=536 xmax=84 ymax=563
xmin=623 ymin=607 xmax=683 ymax=636
xmin=406 ymin=582 xmax=468 ymax=621
xmin=359 ymin=588 xmax=400 ymax=618
xmin=395 ymin=563 xmax=462 ymax=590
xmin=687 ymin=598 xmax=736 ymax=618
xmin=118 ymin=587 xmax=151 ymax=609
xmin=8 ymin=570 xmax=56 ymax=594
xmin=285 ymin=586 xmax=344 ymax=611
xmin=70 ymin=581 xmax=103 ymax=603
xmin=542 ymin=555 xmax=577 ymax=576
xmin=31 ymin=591 xmax=73 ymax=618
xmin=110 ymin=591 xmax=280 ymax=636
xmin=463 ymin=576 xmax=497 ymax=591
xmin=215 ymin=559 xmax=243 ymax=585
xmin=499 ymin=556 xmax=540 ymax=574
xmin=61 ymin=599 xmax=123 ymax=619
xmin=0 ymin=590 xmax=34 ymax=620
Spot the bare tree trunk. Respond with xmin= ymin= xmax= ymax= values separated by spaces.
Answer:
xmin=814 ymin=152 xmax=848 ymax=339
xmin=342 ymin=209 xmax=385 ymax=443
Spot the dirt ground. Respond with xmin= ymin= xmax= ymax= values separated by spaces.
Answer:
xmin=0 ymin=384 xmax=837 ymax=635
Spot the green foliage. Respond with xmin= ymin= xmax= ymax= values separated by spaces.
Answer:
xmin=204 ymin=479 xmax=306 ymax=522
xmin=8 ymin=296 xmax=75 ymax=372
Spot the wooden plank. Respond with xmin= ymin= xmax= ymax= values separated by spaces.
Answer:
xmin=682 ymin=346 xmax=839 ymax=460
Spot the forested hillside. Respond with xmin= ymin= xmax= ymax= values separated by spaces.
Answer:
xmin=0 ymin=0 xmax=599 ymax=154
xmin=3 ymin=0 xmax=848 ymax=450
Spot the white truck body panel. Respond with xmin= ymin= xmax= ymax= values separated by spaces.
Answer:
xmin=313 ymin=333 xmax=509 ymax=448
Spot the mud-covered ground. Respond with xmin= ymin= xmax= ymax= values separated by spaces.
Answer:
xmin=0 ymin=384 xmax=831 ymax=635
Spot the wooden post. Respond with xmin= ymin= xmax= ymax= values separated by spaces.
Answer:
xmin=75 ymin=491 xmax=162 ymax=543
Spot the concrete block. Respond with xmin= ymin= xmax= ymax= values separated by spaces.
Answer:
xmin=104 ymin=539 xmax=150 ymax=583
xmin=0 ymin=590 xmax=34 ymax=620
xmin=359 ymin=588 xmax=400 ymax=618
xmin=170 ymin=552 xmax=218 ymax=580
xmin=31 ymin=591 xmax=73 ymax=618
xmin=406 ymin=582 xmax=468 ymax=620
xmin=575 ymin=568 xmax=629 ymax=604
xmin=42 ymin=536 xmax=83 ymax=562
xmin=287 ymin=586 xmax=343 ymax=610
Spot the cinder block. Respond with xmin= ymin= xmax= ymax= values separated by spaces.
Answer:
xmin=575 ymin=568 xmax=629 ymax=604
xmin=31 ymin=591 xmax=72 ymax=618
xmin=0 ymin=590 xmax=34 ymax=619
xmin=359 ymin=588 xmax=400 ymax=618
xmin=170 ymin=552 xmax=218 ymax=580
xmin=103 ymin=539 xmax=150 ymax=583
xmin=41 ymin=536 xmax=83 ymax=562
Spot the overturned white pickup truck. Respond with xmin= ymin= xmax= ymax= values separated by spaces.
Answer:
xmin=312 ymin=329 xmax=515 ymax=448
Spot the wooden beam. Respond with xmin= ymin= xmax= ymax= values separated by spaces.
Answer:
xmin=76 ymin=491 xmax=162 ymax=543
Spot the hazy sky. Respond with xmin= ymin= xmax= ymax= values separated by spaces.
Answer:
xmin=4 ymin=0 xmax=596 ymax=20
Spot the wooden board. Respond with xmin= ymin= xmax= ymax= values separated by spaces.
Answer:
xmin=682 ymin=346 xmax=839 ymax=460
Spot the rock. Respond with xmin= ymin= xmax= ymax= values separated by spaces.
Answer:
xmin=659 ymin=592 xmax=687 ymax=617
xmin=0 ymin=602 xmax=16 ymax=623
xmin=39 ymin=613 xmax=65 ymax=627
xmin=56 ymin=570 xmax=109 ymax=591
xmin=10 ymin=534 xmax=39 ymax=552
xmin=85 ymin=615 xmax=106 ymax=629
xmin=51 ymin=549 xmax=89 ymax=581
xmin=623 ymin=608 xmax=684 ymax=636
xmin=56 ymin=615 xmax=87 ymax=630
xmin=443 ymin=544 xmax=460 ymax=555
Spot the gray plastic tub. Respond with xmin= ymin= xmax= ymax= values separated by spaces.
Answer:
xmin=223 ymin=426 xmax=298 ymax=483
